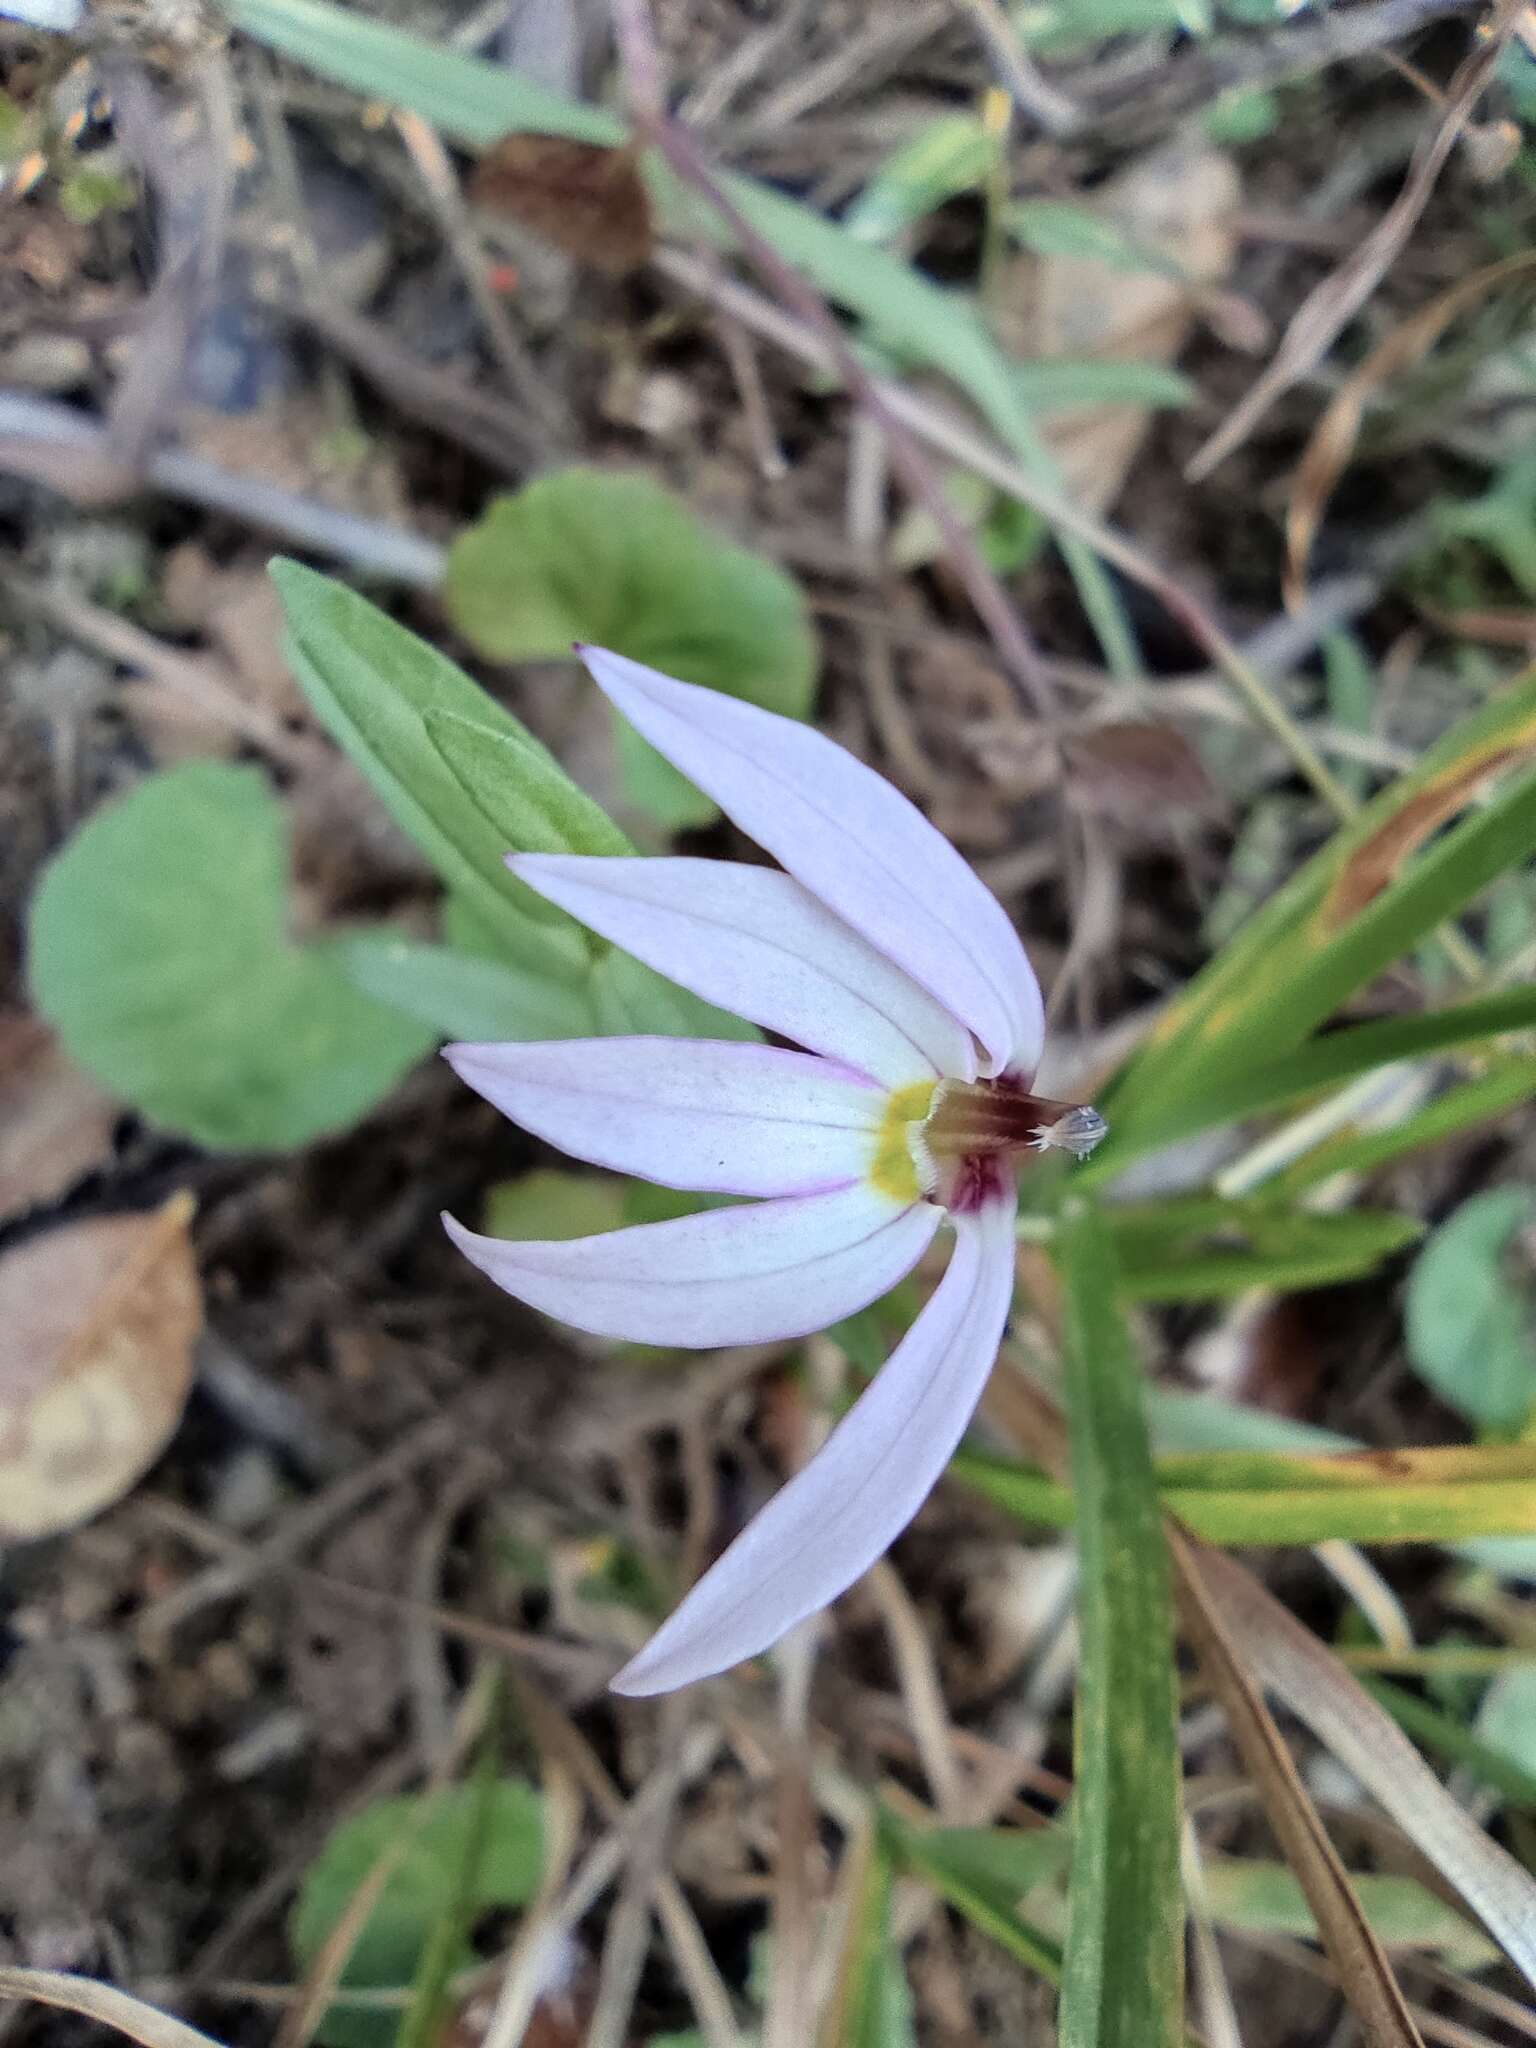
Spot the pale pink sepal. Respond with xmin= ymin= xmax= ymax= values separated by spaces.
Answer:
xmin=511 ymin=855 xmax=974 ymax=1087
xmin=443 ymin=1183 xmax=941 ymax=1348
xmin=445 ymin=1036 xmax=883 ymax=1197
xmin=610 ymin=1192 xmax=1018 ymax=1695
xmin=579 ymin=646 xmax=1044 ymax=1079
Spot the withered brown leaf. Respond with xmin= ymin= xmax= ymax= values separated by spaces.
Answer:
xmin=470 ymin=135 xmax=654 ymax=277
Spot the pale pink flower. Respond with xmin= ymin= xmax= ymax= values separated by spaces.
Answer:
xmin=444 ymin=648 xmax=1102 ymax=1695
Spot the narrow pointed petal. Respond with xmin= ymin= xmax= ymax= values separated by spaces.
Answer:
xmin=580 ymin=646 xmax=1044 ymax=1078
xmin=611 ymin=1189 xmax=1018 ymax=1695
xmin=511 ymin=855 xmax=974 ymax=1087
xmin=446 ymin=1037 xmax=884 ymax=1197
xmin=444 ymin=1182 xmax=941 ymax=1347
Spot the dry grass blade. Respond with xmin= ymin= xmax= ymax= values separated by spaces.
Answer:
xmin=1283 ymin=251 xmax=1536 ymax=609
xmin=1192 ymin=1544 xmax=1536 ymax=1992
xmin=0 ymin=1968 xmax=231 ymax=2048
xmin=1186 ymin=0 xmax=1524 ymax=481
xmin=1169 ymin=1524 xmax=1425 ymax=2048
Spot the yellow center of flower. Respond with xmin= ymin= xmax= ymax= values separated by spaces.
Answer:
xmin=868 ymin=1079 xmax=938 ymax=1204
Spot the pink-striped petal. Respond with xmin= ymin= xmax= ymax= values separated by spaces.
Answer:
xmin=446 ymin=1036 xmax=885 ymax=1197
xmin=511 ymin=855 xmax=974 ymax=1087
xmin=444 ymin=1183 xmax=940 ymax=1347
xmin=580 ymin=646 xmax=1044 ymax=1079
xmin=611 ymin=1188 xmax=1018 ymax=1695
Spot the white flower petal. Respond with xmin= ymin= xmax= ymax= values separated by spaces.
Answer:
xmin=444 ymin=1182 xmax=941 ymax=1347
xmin=580 ymin=646 xmax=1044 ymax=1078
xmin=611 ymin=1187 xmax=1018 ymax=1694
xmin=511 ymin=854 xmax=974 ymax=1086
xmin=446 ymin=1036 xmax=885 ymax=1196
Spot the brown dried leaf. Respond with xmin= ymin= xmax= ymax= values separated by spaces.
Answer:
xmin=1284 ymin=251 xmax=1536 ymax=612
xmin=1170 ymin=1523 xmax=1426 ymax=2048
xmin=1319 ymin=728 xmax=1536 ymax=930
xmin=0 ymin=1013 xmax=118 ymax=1221
xmin=0 ymin=1192 xmax=202 ymax=1541
xmin=1061 ymin=720 xmax=1220 ymax=820
xmin=470 ymin=136 xmax=654 ymax=277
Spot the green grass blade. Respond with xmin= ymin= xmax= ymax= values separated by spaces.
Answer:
xmin=1361 ymin=1679 xmax=1536 ymax=1813
xmin=1057 ymin=1194 xmax=1183 ymax=2048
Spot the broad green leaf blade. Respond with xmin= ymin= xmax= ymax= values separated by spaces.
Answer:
xmin=588 ymin=943 xmax=759 ymax=1043
xmin=271 ymin=559 xmax=589 ymax=976
xmin=1057 ymin=1194 xmax=1183 ymax=2048
xmin=28 ymin=763 xmax=432 ymax=1151
xmin=291 ymin=1779 xmax=544 ymax=2048
xmin=443 ymin=470 xmax=816 ymax=828
xmin=424 ymin=708 xmax=634 ymax=860
xmin=1405 ymin=1188 xmax=1536 ymax=1435
xmin=335 ymin=934 xmax=594 ymax=1042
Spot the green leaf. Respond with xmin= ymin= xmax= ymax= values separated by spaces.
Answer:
xmin=1366 ymin=1675 xmax=1536 ymax=1814
xmin=1406 ymin=1187 xmax=1536 ymax=1435
xmin=882 ymin=1816 xmax=1068 ymax=1980
xmin=1275 ymin=1058 xmax=1536 ymax=1197
xmin=335 ymin=933 xmax=594 ymax=1042
xmin=424 ymin=708 xmax=634 ymax=859
xmin=291 ymin=1779 xmax=543 ymax=2048
xmin=589 ymin=943 xmax=759 ymax=1043
xmin=1111 ymin=1194 xmax=1423 ymax=1300
xmin=444 ymin=470 xmax=817 ymax=828
xmin=483 ymin=1168 xmax=628 ymax=1243
xmin=1056 ymin=1194 xmax=1183 ymax=2048
xmin=217 ymin=0 xmax=1141 ymax=677
xmin=28 ymin=762 xmax=432 ymax=1151
xmin=1096 ymin=667 xmax=1536 ymax=1161
xmin=1102 ymin=985 xmax=1536 ymax=1161
xmin=844 ymin=113 xmax=1000 ymax=243
xmin=1199 ymin=1856 xmax=1499 ymax=1972
xmin=270 ymin=559 xmax=590 ymax=977
xmin=836 ymin=1837 xmax=916 ymax=2048
xmin=1005 ymin=199 xmax=1171 ymax=272
xmin=1011 ymin=360 xmax=1195 ymax=412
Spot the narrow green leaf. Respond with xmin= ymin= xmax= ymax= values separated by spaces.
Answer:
xmin=881 ymin=1816 xmax=1068 ymax=1981
xmin=424 ymin=708 xmax=634 ymax=860
xmin=589 ymin=944 xmax=759 ymax=1043
xmin=1111 ymin=1194 xmax=1422 ymax=1300
xmin=1364 ymin=1677 xmax=1536 ymax=1813
xmin=1056 ymin=1194 xmax=1183 ymax=2048
xmin=1100 ymin=985 xmax=1536 ymax=1164
xmin=837 ymin=1835 xmax=916 ymax=2048
xmin=1199 ymin=1856 xmax=1498 ymax=1971
xmin=335 ymin=934 xmax=594 ymax=1042
xmin=1275 ymin=1058 xmax=1536 ymax=1194
xmin=843 ymin=113 xmax=999 ymax=243
xmin=270 ymin=559 xmax=589 ymax=976
xmin=28 ymin=763 xmax=432 ymax=1152
xmin=1011 ymin=359 xmax=1194 ymax=411
xmin=1099 ymin=666 xmax=1536 ymax=1151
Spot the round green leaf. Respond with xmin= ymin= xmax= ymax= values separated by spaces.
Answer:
xmin=1406 ymin=1187 xmax=1536 ymax=1435
xmin=28 ymin=762 xmax=433 ymax=1151
xmin=290 ymin=1779 xmax=544 ymax=2048
xmin=444 ymin=469 xmax=817 ymax=826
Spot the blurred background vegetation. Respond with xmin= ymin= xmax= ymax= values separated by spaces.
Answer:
xmin=2 ymin=1 xmax=1536 ymax=2044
